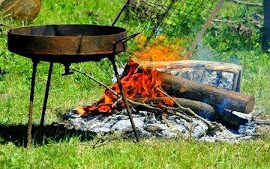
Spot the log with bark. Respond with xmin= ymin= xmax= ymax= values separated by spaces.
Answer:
xmin=150 ymin=97 xmax=248 ymax=128
xmin=159 ymin=72 xmax=255 ymax=114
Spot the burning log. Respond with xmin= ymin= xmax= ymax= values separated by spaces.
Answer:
xmin=159 ymin=72 xmax=255 ymax=114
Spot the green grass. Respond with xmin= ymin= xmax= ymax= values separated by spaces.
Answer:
xmin=0 ymin=0 xmax=270 ymax=168
xmin=0 ymin=139 xmax=270 ymax=169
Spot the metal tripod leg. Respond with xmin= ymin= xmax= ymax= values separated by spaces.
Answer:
xmin=27 ymin=60 xmax=38 ymax=148
xmin=40 ymin=62 xmax=54 ymax=127
xmin=109 ymin=57 xmax=139 ymax=142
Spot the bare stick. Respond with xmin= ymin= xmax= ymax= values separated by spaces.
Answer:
xmin=0 ymin=23 xmax=13 ymax=28
xmin=162 ymin=113 xmax=170 ymax=127
xmin=111 ymin=97 xmax=123 ymax=109
xmin=254 ymin=120 xmax=270 ymax=125
xmin=127 ymin=98 xmax=161 ymax=111
xmin=127 ymin=98 xmax=193 ymax=122
xmin=167 ymin=110 xmax=193 ymax=122
xmin=185 ymin=0 xmax=225 ymax=58
xmin=128 ymin=98 xmax=193 ymax=122
xmin=71 ymin=68 xmax=120 ymax=97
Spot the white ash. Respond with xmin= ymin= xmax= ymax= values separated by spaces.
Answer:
xmin=64 ymin=110 xmax=256 ymax=142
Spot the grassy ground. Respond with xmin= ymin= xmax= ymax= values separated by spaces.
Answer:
xmin=0 ymin=0 xmax=270 ymax=168
xmin=0 ymin=139 xmax=270 ymax=169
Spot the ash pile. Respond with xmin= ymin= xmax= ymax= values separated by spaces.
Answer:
xmin=63 ymin=60 xmax=259 ymax=142
xmin=65 ymin=110 xmax=256 ymax=142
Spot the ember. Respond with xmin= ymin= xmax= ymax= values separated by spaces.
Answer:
xmin=76 ymin=60 xmax=174 ymax=116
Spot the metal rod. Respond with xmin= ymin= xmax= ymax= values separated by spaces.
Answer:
xmin=144 ymin=0 xmax=176 ymax=47
xmin=40 ymin=62 xmax=54 ymax=127
xmin=27 ymin=60 xmax=38 ymax=148
xmin=109 ymin=57 xmax=139 ymax=142
xmin=112 ymin=0 xmax=130 ymax=26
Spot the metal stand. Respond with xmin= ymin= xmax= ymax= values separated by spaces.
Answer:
xmin=27 ymin=60 xmax=38 ymax=148
xmin=40 ymin=62 xmax=54 ymax=127
xmin=24 ymin=32 xmax=140 ymax=146
xmin=108 ymin=33 xmax=140 ymax=142
xmin=26 ymin=61 xmax=54 ymax=147
xmin=109 ymin=57 xmax=139 ymax=142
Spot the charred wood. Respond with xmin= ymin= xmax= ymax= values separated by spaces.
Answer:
xmin=215 ymin=109 xmax=248 ymax=128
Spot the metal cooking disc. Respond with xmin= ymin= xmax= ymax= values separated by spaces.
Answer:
xmin=8 ymin=24 xmax=127 ymax=63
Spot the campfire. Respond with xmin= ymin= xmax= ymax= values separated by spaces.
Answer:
xmin=70 ymin=57 xmax=255 ymax=141
xmin=68 ymin=30 xmax=256 ymax=142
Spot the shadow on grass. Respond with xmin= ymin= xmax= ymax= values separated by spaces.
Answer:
xmin=0 ymin=123 xmax=96 ymax=147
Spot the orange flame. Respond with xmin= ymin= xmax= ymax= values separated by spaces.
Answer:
xmin=133 ymin=34 xmax=187 ymax=62
xmin=76 ymin=60 xmax=174 ymax=116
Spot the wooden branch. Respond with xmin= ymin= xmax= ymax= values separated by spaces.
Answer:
xmin=226 ymin=0 xmax=262 ymax=7
xmin=71 ymin=68 xmax=120 ymax=97
xmin=254 ymin=120 xmax=270 ymax=125
xmin=185 ymin=0 xmax=225 ymax=58
xmin=127 ymin=98 xmax=193 ymax=122
xmin=212 ymin=18 xmax=239 ymax=23
xmin=167 ymin=110 xmax=193 ymax=122
xmin=212 ymin=18 xmax=263 ymax=28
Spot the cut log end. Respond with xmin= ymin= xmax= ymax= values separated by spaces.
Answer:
xmin=245 ymin=95 xmax=255 ymax=113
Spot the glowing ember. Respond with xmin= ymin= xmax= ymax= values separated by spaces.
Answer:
xmin=76 ymin=60 xmax=174 ymax=116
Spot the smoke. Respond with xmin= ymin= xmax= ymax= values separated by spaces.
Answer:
xmin=193 ymin=42 xmax=216 ymax=61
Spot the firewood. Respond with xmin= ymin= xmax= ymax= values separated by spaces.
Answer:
xmin=215 ymin=109 xmax=248 ymax=128
xmin=133 ymin=97 xmax=215 ymax=123
xmin=159 ymin=72 xmax=255 ymax=114
xmin=152 ymin=97 xmax=248 ymax=128
xmin=139 ymin=60 xmax=242 ymax=92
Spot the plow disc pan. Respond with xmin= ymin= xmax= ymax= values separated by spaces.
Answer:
xmin=8 ymin=24 xmax=127 ymax=63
